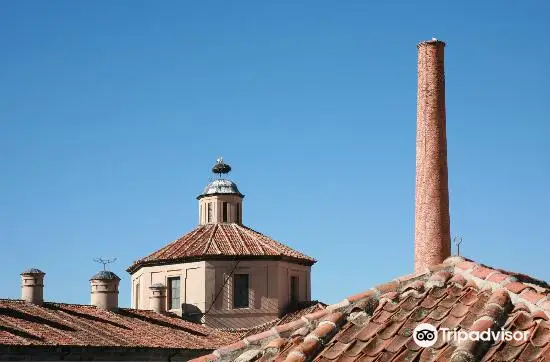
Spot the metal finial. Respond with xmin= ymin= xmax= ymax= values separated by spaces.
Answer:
xmin=93 ymin=257 xmax=117 ymax=271
xmin=211 ymin=157 xmax=231 ymax=177
xmin=452 ymin=236 xmax=463 ymax=256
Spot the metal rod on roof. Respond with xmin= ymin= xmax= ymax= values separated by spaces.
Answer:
xmin=199 ymin=259 xmax=240 ymax=322
xmin=452 ymin=237 xmax=463 ymax=256
xmin=93 ymin=257 xmax=117 ymax=271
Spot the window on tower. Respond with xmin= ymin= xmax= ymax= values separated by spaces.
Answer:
xmin=233 ymin=274 xmax=249 ymax=308
xmin=236 ymin=203 xmax=241 ymax=224
xmin=135 ymin=282 xmax=140 ymax=308
xmin=222 ymin=202 xmax=228 ymax=222
xmin=167 ymin=277 xmax=180 ymax=310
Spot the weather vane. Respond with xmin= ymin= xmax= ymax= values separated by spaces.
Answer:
xmin=93 ymin=257 xmax=117 ymax=271
xmin=211 ymin=157 xmax=231 ymax=178
xmin=452 ymin=236 xmax=463 ymax=256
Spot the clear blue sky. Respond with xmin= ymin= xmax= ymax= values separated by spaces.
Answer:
xmin=1 ymin=1 xmax=548 ymax=307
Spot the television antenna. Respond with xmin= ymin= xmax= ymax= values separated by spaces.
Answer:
xmin=93 ymin=257 xmax=117 ymax=271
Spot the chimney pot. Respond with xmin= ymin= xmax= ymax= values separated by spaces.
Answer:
xmin=414 ymin=39 xmax=451 ymax=273
xmin=90 ymin=270 xmax=120 ymax=311
xmin=20 ymin=268 xmax=45 ymax=305
xmin=149 ymin=283 xmax=167 ymax=313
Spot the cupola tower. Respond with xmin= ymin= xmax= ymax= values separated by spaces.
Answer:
xmin=197 ymin=158 xmax=244 ymax=225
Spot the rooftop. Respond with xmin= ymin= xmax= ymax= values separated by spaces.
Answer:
xmin=20 ymin=268 xmax=44 ymax=275
xmin=127 ymin=223 xmax=316 ymax=273
xmin=0 ymin=299 xmax=324 ymax=355
xmin=198 ymin=179 xmax=244 ymax=199
xmin=191 ymin=257 xmax=550 ymax=362
xmin=0 ymin=300 xmax=239 ymax=350
xmin=90 ymin=270 xmax=121 ymax=281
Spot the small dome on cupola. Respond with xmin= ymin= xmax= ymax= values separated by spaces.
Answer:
xmin=197 ymin=158 xmax=244 ymax=199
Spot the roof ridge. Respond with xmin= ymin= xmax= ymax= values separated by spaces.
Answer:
xmin=191 ymin=257 xmax=550 ymax=362
xmin=188 ymin=258 xmax=464 ymax=362
xmin=232 ymin=224 xmax=253 ymax=255
xmin=453 ymin=259 xmax=550 ymax=316
xmin=203 ymin=224 xmax=222 ymax=254
xmin=218 ymin=223 xmax=237 ymax=254
xmin=237 ymin=224 xmax=314 ymax=260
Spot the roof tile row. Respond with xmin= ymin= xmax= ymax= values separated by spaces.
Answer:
xmin=191 ymin=257 xmax=550 ymax=362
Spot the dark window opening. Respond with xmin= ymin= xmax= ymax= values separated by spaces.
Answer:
xmin=223 ymin=202 xmax=228 ymax=222
xmin=233 ymin=274 xmax=249 ymax=308
xmin=168 ymin=277 xmax=180 ymax=310
xmin=236 ymin=203 xmax=241 ymax=224
xmin=290 ymin=276 xmax=298 ymax=305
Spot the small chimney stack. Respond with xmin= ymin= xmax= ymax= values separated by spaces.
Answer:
xmin=149 ymin=283 xmax=167 ymax=313
xmin=90 ymin=271 xmax=120 ymax=311
xmin=20 ymin=268 xmax=45 ymax=305
xmin=414 ymin=39 xmax=451 ymax=273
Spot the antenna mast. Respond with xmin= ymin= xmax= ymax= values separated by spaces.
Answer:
xmin=93 ymin=257 xmax=117 ymax=271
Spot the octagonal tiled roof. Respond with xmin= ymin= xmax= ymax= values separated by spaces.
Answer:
xmin=127 ymin=223 xmax=315 ymax=273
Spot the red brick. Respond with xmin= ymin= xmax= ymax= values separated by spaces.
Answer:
xmin=414 ymin=39 xmax=451 ymax=273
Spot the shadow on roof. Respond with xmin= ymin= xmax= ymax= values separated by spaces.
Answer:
xmin=0 ymin=325 xmax=44 ymax=341
xmin=116 ymin=309 xmax=209 ymax=336
xmin=44 ymin=304 xmax=131 ymax=331
xmin=0 ymin=307 xmax=76 ymax=332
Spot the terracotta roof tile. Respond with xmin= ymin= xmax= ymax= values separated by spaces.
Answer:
xmin=0 ymin=300 xmax=242 ymax=350
xmin=127 ymin=223 xmax=315 ymax=273
xmin=191 ymin=257 xmax=550 ymax=362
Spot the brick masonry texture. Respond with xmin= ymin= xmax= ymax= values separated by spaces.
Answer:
xmin=415 ymin=39 xmax=451 ymax=273
xmin=192 ymin=256 xmax=550 ymax=362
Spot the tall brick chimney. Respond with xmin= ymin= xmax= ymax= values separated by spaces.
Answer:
xmin=414 ymin=39 xmax=451 ymax=273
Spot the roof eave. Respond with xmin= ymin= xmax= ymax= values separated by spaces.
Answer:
xmin=127 ymin=254 xmax=316 ymax=274
xmin=196 ymin=192 xmax=245 ymax=200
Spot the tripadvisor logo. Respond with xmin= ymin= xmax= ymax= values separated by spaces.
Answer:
xmin=413 ymin=323 xmax=438 ymax=347
xmin=413 ymin=323 xmax=529 ymax=348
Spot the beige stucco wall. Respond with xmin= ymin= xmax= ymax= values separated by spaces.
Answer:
xmin=204 ymin=260 xmax=311 ymax=329
xmin=131 ymin=259 xmax=311 ymax=329
xmin=131 ymin=261 xmax=207 ymax=315
xmin=198 ymin=194 xmax=243 ymax=225
xmin=90 ymin=279 xmax=119 ymax=311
